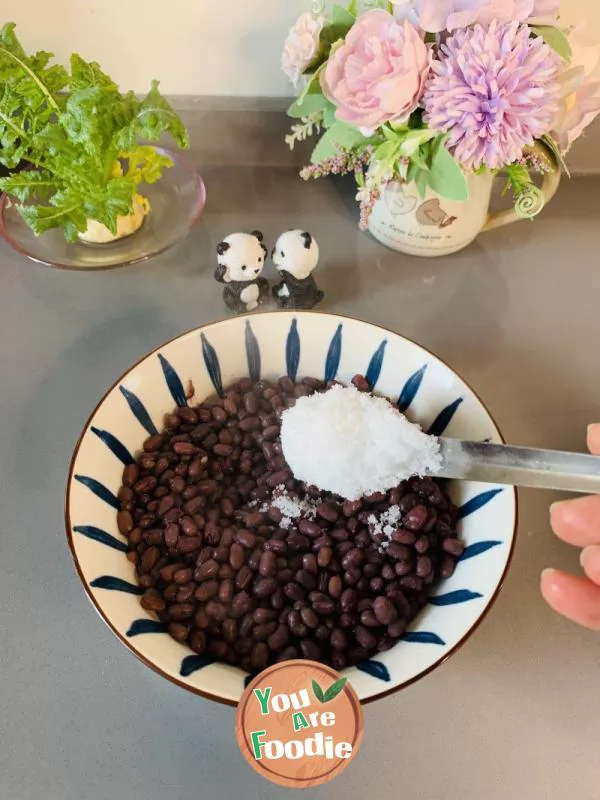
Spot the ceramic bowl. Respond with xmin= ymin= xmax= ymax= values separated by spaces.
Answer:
xmin=66 ymin=312 xmax=517 ymax=704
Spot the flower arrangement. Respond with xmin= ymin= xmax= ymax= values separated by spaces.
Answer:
xmin=282 ymin=1 xmax=600 ymax=229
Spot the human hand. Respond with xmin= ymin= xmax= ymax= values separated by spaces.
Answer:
xmin=541 ymin=424 xmax=600 ymax=630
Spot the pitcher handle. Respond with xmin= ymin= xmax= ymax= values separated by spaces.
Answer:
xmin=482 ymin=141 xmax=561 ymax=233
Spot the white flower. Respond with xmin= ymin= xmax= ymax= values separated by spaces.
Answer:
xmin=355 ymin=185 xmax=372 ymax=204
xmin=281 ymin=12 xmax=325 ymax=86
xmin=552 ymin=24 xmax=600 ymax=153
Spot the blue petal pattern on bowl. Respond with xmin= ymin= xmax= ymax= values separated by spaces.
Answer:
xmin=91 ymin=427 xmax=134 ymax=465
xmin=398 ymin=365 xmax=427 ymax=413
xmin=401 ymin=632 xmax=446 ymax=646
xmin=428 ymin=398 xmax=464 ymax=436
xmin=77 ymin=317 xmax=510 ymax=687
xmin=201 ymin=334 xmax=224 ymax=397
xmin=127 ymin=619 xmax=169 ymax=637
xmin=325 ymin=324 xmax=343 ymax=383
xmin=180 ymin=655 xmax=215 ymax=677
xmin=90 ymin=576 xmax=143 ymax=595
xmin=74 ymin=475 xmax=119 ymax=509
xmin=460 ymin=540 xmax=503 ymax=561
xmin=119 ymin=385 xmax=158 ymax=435
xmin=357 ymin=660 xmax=391 ymax=682
xmin=458 ymin=489 xmax=503 ymax=520
xmin=245 ymin=322 xmax=261 ymax=382
xmin=429 ymin=590 xmax=483 ymax=606
xmin=366 ymin=339 xmax=387 ymax=389
xmin=286 ymin=319 xmax=300 ymax=381
xmin=158 ymin=353 xmax=188 ymax=407
xmin=74 ymin=525 xmax=127 ymax=552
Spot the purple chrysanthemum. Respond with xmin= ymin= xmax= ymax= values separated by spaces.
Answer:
xmin=423 ymin=21 xmax=561 ymax=170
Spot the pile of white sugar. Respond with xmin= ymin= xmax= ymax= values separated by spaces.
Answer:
xmin=280 ymin=384 xmax=442 ymax=501
xmin=260 ymin=489 xmax=320 ymax=530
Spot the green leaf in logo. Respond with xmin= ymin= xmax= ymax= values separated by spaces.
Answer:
xmin=323 ymin=677 xmax=348 ymax=703
xmin=312 ymin=679 xmax=325 ymax=703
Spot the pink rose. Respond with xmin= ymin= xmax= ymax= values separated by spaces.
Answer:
xmin=321 ymin=10 xmax=431 ymax=133
xmin=282 ymin=12 xmax=325 ymax=87
xmin=551 ymin=25 xmax=600 ymax=152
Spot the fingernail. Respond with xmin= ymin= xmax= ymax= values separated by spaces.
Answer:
xmin=541 ymin=568 xmax=560 ymax=593
xmin=581 ymin=544 xmax=600 ymax=568
xmin=550 ymin=501 xmax=566 ymax=516
xmin=588 ymin=423 xmax=600 ymax=435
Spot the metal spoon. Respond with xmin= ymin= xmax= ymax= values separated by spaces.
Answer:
xmin=436 ymin=439 xmax=600 ymax=494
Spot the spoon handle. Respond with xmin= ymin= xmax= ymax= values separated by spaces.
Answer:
xmin=436 ymin=439 xmax=600 ymax=494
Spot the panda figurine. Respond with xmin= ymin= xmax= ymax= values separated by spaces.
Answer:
xmin=272 ymin=230 xmax=323 ymax=310
xmin=215 ymin=231 xmax=270 ymax=314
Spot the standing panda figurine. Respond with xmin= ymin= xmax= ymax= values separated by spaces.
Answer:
xmin=215 ymin=231 xmax=270 ymax=314
xmin=272 ymin=230 xmax=323 ymax=310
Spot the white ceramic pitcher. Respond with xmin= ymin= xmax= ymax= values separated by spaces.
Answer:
xmin=368 ymin=144 xmax=561 ymax=257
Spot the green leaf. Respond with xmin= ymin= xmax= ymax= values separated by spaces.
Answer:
xmin=69 ymin=53 xmax=118 ymax=91
xmin=374 ymin=141 xmax=399 ymax=163
xmin=123 ymin=145 xmax=173 ymax=186
xmin=415 ymin=168 xmax=429 ymax=198
xmin=406 ymin=160 xmax=419 ymax=184
xmin=348 ymin=0 xmax=358 ymax=15
xmin=389 ymin=121 xmax=410 ymax=135
xmin=333 ymin=4 xmax=355 ymax=26
xmin=310 ymin=132 xmax=337 ymax=163
xmin=113 ymin=80 xmax=189 ymax=151
xmin=399 ymin=129 xmax=437 ymax=157
xmin=296 ymin=64 xmax=326 ymax=107
xmin=530 ymin=25 xmax=572 ymax=61
xmin=17 ymin=192 xmax=88 ymax=241
xmin=428 ymin=145 xmax=469 ymax=201
xmin=311 ymin=120 xmax=370 ymax=164
xmin=0 ymin=168 xmax=55 ymax=202
xmin=505 ymin=162 xmax=530 ymax=195
xmin=382 ymin=125 xmax=401 ymax=143
xmin=541 ymin=134 xmax=570 ymax=177
xmin=323 ymin=678 xmax=347 ymax=703
xmin=312 ymin=680 xmax=325 ymax=703
xmin=319 ymin=5 xmax=355 ymax=49
xmin=287 ymin=93 xmax=329 ymax=119
xmin=0 ymin=23 xmax=67 ymax=112
xmin=410 ymin=145 xmax=430 ymax=172
xmin=60 ymin=86 xmax=112 ymax=157
xmin=430 ymin=133 xmax=447 ymax=164
xmin=323 ymin=102 xmax=337 ymax=128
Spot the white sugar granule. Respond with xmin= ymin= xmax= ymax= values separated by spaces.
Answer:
xmin=280 ymin=384 xmax=441 ymax=501
xmin=260 ymin=487 xmax=320 ymax=530
xmin=368 ymin=506 xmax=402 ymax=552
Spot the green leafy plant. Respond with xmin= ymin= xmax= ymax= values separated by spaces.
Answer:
xmin=0 ymin=23 xmax=189 ymax=242
xmin=312 ymin=677 xmax=348 ymax=703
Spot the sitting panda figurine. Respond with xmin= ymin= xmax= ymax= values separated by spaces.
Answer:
xmin=215 ymin=231 xmax=270 ymax=314
xmin=272 ymin=230 xmax=323 ymax=310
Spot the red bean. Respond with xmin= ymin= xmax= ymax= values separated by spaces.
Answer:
xmin=122 ymin=375 xmax=462 ymax=669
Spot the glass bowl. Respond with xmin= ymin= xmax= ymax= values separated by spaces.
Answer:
xmin=0 ymin=148 xmax=206 ymax=270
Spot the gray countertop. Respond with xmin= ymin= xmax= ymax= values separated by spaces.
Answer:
xmin=1 ymin=136 xmax=600 ymax=800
